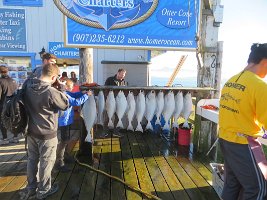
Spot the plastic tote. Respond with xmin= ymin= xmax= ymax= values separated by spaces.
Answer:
xmin=177 ymin=123 xmax=192 ymax=146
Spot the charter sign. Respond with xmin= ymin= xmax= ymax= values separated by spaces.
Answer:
xmin=54 ymin=0 xmax=200 ymax=50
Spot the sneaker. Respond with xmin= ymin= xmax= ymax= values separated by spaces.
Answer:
xmin=19 ymin=188 xmax=36 ymax=200
xmin=36 ymin=182 xmax=59 ymax=199
xmin=55 ymin=162 xmax=71 ymax=173
xmin=64 ymin=155 xmax=76 ymax=164
xmin=0 ymin=139 xmax=9 ymax=145
xmin=58 ymin=165 xmax=71 ymax=173
xmin=10 ymin=137 xmax=19 ymax=143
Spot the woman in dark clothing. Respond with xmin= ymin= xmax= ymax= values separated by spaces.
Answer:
xmin=0 ymin=65 xmax=18 ymax=145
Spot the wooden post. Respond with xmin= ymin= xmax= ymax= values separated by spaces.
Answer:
xmin=194 ymin=0 xmax=223 ymax=160
xmin=78 ymin=48 xmax=94 ymax=164
xmin=79 ymin=48 xmax=93 ymax=83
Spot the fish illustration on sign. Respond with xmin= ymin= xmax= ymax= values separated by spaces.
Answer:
xmin=55 ymin=0 xmax=159 ymax=31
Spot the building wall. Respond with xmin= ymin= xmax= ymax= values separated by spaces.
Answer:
xmin=0 ymin=0 xmax=149 ymax=85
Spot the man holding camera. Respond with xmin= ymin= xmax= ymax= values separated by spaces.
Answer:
xmin=20 ymin=63 xmax=69 ymax=200
xmin=30 ymin=53 xmax=57 ymax=79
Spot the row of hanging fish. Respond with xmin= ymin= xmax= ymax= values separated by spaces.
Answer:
xmin=81 ymin=90 xmax=193 ymax=142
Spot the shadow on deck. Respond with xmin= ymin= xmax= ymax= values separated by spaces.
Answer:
xmin=0 ymin=130 xmax=220 ymax=200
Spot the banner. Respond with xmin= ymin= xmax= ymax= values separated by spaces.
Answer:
xmin=54 ymin=0 xmax=200 ymax=50
xmin=49 ymin=42 xmax=79 ymax=58
xmin=0 ymin=8 xmax=26 ymax=52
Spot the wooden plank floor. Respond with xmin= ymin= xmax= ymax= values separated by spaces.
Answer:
xmin=0 ymin=131 xmax=220 ymax=200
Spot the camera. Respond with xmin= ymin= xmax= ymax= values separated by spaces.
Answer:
xmin=52 ymin=77 xmax=66 ymax=92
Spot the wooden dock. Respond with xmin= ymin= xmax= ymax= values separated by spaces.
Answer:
xmin=0 ymin=131 xmax=220 ymax=200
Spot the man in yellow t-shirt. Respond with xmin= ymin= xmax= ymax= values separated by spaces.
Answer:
xmin=219 ymin=43 xmax=267 ymax=200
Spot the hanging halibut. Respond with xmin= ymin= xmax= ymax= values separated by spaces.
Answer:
xmin=96 ymin=90 xmax=105 ymax=126
xmin=155 ymin=90 xmax=164 ymax=125
xmin=115 ymin=90 xmax=127 ymax=128
xmin=127 ymin=91 xmax=136 ymax=131
xmin=145 ymin=90 xmax=156 ymax=131
xmin=106 ymin=90 xmax=116 ymax=128
xmin=135 ymin=90 xmax=146 ymax=132
xmin=172 ymin=91 xmax=184 ymax=128
xmin=182 ymin=92 xmax=193 ymax=129
xmin=81 ymin=94 xmax=97 ymax=143
xmin=162 ymin=91 xmax=175 ymax=131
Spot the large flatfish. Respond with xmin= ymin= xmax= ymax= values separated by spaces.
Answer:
xmin=135 ymin=90 xmax=146 ymax=132
xmin=127 ymin=91 xmax=136 ymax=131
xmin=81 ymin=94 xmax=97 ymax=143
xmin=155 ymin=91 xmax=164 ymax=125
xmin=145 ymin=90 xmax=156 ymax=131
xmin=105 ymin=90 xmax=116 ymax=128
xmin=115 ymin=90 xmax=127 ymax=128
xmin=172 ymin=91 xmax=184 ymax=128
xmin=162 ymin=91 xmax=175 ymax=131
xmin=182 ymin=92 xmax=193 ymax=129
xmin=96 ymin=90 xmax=105 ymax=126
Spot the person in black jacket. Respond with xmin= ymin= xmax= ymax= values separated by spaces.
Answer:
xmin=19 ymin=63 xmax=69 ymax=200
xmin=0 ymin=65 xmax=18 ymax=145
xmin=102 ymin=68 xmax=127 ymax=138
xmin=105 ymin=68 xmax=127 ymax=86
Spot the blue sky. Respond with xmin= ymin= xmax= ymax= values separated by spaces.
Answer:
xmin=150 ymin=0 xmax=267 ymax=85
xmin=219 ymin=0 xmax=267 ymax=79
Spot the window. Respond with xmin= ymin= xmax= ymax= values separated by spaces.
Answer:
xmin=3 ymin=0 xmax=43 ymax=7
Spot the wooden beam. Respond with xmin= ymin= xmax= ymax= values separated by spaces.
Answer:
xmin=203 ymin=0 xmax=212 ymax=10
xmin=79 ymin=48 xmax=93 ymax=83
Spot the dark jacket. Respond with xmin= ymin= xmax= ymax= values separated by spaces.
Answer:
xmin=0 ymin=75 xmax=17 ymax=110
xmin=105 ymin=75 xmax=127 ymax=86
xmin=58 ymin=91 xmax=89 ymax=127
xmin=24 ymin=78 xmax=69 ymax=140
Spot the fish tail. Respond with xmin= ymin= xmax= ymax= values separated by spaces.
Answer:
xmin=116 ymin=120 xmax=123 ymax=128
xmin=172 ymin=121 xmax=178 ymax=128
xmin=108 ymin=119 xmax=114 ymax=128
xmin=182 ymin=121 xmax=189 ymax=128
xmin=155 ymin=116 xmax=160 ymax=125
xmin=162 ymin=123 xmax=170 ymax=131
xmin=145 ymin=122 xmax=153 ymax=131
xmin=127 ymin=123 xmax=134 ymax=131
xmin=135 ymin=123 xmax=143 ymax=133
xmin=85 ymin=134 xmax=92 ymax=143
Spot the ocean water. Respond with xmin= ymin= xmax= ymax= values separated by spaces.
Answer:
xmin=151 ymin=77 xmax=197 ymax=87
xmin=151 ymin=76 xmax=228 ymax=88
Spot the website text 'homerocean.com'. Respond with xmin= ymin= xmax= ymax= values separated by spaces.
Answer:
xmin=70 ymin=33 xmax=194 ymax=47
